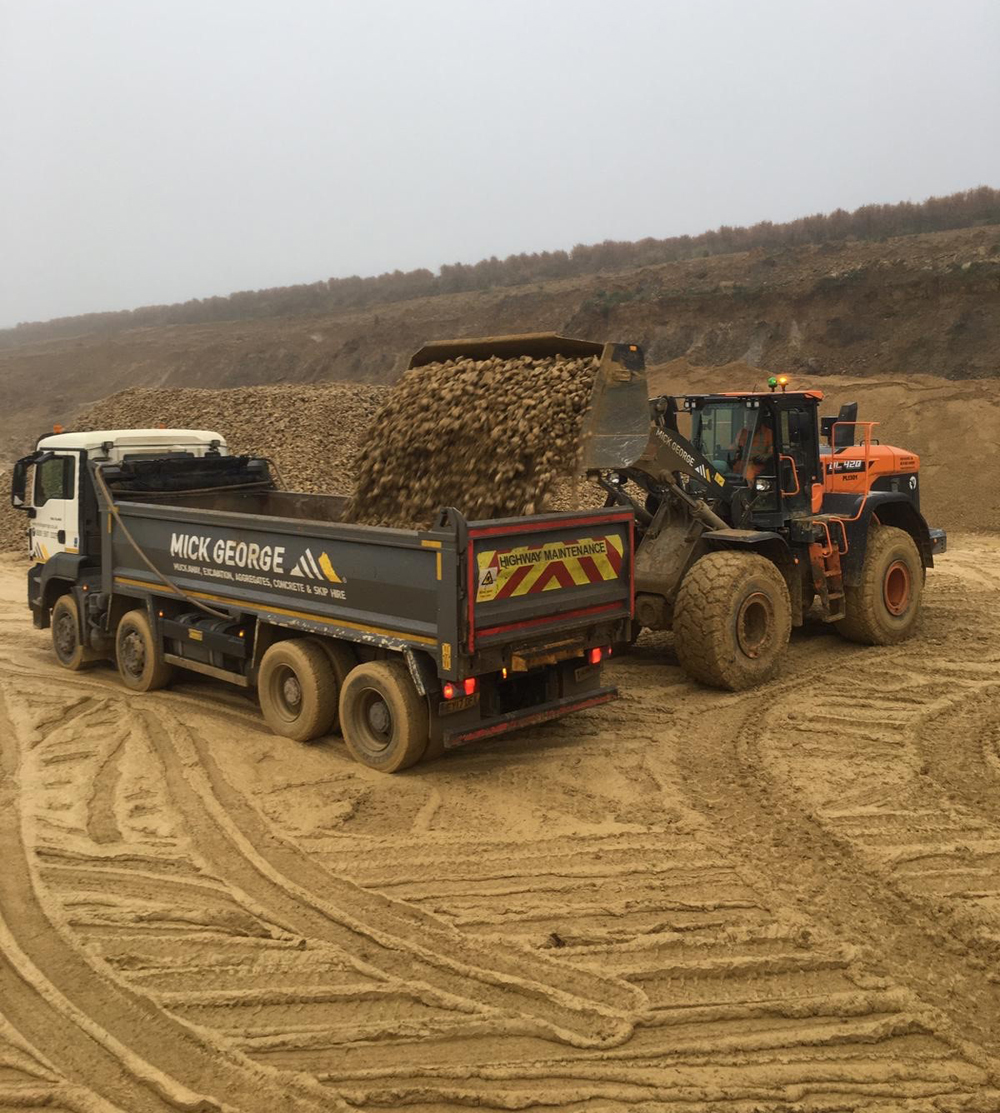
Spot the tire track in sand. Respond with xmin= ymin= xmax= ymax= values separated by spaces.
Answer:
xmin=673 ymin=583 xmax=1000 ymax=1077
xmin=144 ymin=709 xmax=647 ymax=1050
xmin=0 ymin=683 xmax=345 ymax=1113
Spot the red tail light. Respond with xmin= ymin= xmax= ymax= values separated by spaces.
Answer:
xmin=588 ymin=647 xmax=602 ymax=665
xmin=443 ymin=682 xmax=456 ymax=700
xmin=463 ymin=677 xmax=478 ymax=696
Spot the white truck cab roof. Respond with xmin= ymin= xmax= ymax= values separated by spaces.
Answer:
xmin=35 ymin=429 xmax=230 ymax=463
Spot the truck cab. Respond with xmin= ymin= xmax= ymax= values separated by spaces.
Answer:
xmin=12 ymin=429 xmax=229 ymax=566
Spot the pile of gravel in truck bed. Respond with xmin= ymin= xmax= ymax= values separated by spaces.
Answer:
xmin=73 ymin=382 xmax=390 ymax=495
xmin=348 ymin=353 xmax=601 ymax=527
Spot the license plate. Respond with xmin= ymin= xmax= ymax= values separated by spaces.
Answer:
xmin=575 ymin=664 xmax=598 ymax=682
xmin=438 ymin=693 xmax=480 ymax=716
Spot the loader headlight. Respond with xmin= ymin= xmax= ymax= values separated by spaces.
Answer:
xmin=754 ymin=478 xmax=773 ymax=492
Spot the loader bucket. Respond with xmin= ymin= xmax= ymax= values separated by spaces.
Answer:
xmin=407 ymin=332 xmax=651 ymax=471
xmin=408 ymin=332 xmax=605 ymax=368
xmin=577 ymin=342 xmax=650 ymax=471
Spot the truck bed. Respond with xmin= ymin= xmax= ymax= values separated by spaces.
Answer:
xmin=102 ymin=482 xmax=634 ymax=682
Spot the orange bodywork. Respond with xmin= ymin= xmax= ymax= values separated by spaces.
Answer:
xmin=823 ymin=444 xmax=920 ymax=495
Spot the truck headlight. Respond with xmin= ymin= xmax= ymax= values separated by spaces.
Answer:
xmin=754 ymin=477 xmax=773 ymax=492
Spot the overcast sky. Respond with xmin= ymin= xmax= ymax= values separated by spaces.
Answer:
xmin=1 ymin=0 xmax=998 ymax=327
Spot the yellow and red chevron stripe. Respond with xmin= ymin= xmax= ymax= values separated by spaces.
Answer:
xmin=475 ymin=534 xmax=624 ymax=603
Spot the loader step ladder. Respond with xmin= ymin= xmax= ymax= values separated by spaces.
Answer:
xmin=809 ymin=540 xmax=846 ymax=622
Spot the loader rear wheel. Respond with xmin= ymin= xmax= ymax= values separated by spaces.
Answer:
xmin=116 ymin=609 xmax=174 ymax=692
xmin=258 ymin=640 xmax=339 ymax=743
xmin=837 ymin=524 xmax=923 ymax=645
xmin=305 ymin=637 xmax=357 ymax=735
xmin=51 ymin=594 xmax=95 ymax=671
xmin=673 ymin=551 xmax=792 ymax=691
xmin=339 ymin=660 xmax=428 ymax=773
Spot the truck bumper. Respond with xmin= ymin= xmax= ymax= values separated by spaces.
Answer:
xmin=929 ymin=528 xmax=947 ymax=556
xmin=443 ymin=687 xmax=618 ymax=749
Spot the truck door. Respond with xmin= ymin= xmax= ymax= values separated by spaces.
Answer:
xmin=29 ymin=452 xmax=80 ymax=561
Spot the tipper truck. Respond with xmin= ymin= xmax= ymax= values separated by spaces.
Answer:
xmin=10 ymin=428 xmax=634 ymax=772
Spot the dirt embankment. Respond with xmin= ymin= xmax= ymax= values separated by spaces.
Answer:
xmin=2 ymin=357 xmax=998 ymax=554
xmin=1 ymin=223 xmax=998 ymax=462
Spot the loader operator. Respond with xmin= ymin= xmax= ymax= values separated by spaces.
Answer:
xmin=730 ymin=413 xmax=774 ymax=484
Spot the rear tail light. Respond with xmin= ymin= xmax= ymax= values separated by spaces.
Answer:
xmin=443 ymin=678 xmax=478 ymax=700
xmin=588 ymin=647 xmax=602 ymax=665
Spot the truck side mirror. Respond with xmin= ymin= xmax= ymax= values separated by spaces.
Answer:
xmin=9 ymin=452 xmax=44 ymax=510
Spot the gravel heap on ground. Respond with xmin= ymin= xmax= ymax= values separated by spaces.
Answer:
xmin=348 ymin=354 xmax=600 ymax=527
xmin=0 ymin=382 xmax=390 ymax=554
xmin=74 ymin=382 xmax=390 ymax=494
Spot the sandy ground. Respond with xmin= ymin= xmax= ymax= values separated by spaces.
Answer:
xmin=1 ymin=538 xmax=1000 ymax=1111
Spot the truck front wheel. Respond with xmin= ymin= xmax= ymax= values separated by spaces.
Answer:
xmin=339 ymin=660 xmax=428 ymax=773
xmin=673 ymin=551 xmax=792 ymax=691
xmin=116 ymin=609 xmax=174 ymax=692
xmin=51 ymin=594 xmax=95 ymax=671
xmin=258 ymin=640 xmax=339 ymax=743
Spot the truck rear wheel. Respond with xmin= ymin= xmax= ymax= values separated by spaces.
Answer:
xmin=305 ymin=637 xmax=357 ymax=735
xmin=339 ymin=660 xmax=428 ymax=773
xmin=51 ymin=594 xmax=95 ymax=671
xmin=673 ymin=551 xmax=792 ymax=691
xmin=837 ymin=524 xmax=923 ymax=645
xmin=258 ymin=640 xmax=339 ymax=743
xmin=116 ymin=609 xmax=174 ymax=692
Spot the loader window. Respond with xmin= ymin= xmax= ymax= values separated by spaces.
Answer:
xmin=34 ymin=455 xmax=75 ymax=508
xmin=691 ymin=402 xmax=767 ymax=480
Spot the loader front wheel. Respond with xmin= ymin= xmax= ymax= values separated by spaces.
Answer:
xmin=258 ymin=639 xmax=339 ymax=743
xmin=116 ymin=609 xmax=174 ymax=692
xmin=339 ymin=660 xmax=428 ymax=773
xmin=673 ymin=551 xmax=792 ymax=691
xmin=837 ymin=524 xmax=923 ymax=645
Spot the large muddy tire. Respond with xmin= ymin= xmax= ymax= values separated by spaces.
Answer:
xmin=339 ymin=659 xmax=428 ymax=773
xmin=51 ymin=594 xmax=95 ymax=671
xmin=258 ymin=639 xmax=339 ymax=743
xmin=116 ymin=609 xmax=174 ymax=692
xmin=837 ymin=524 xmax=923 ymax=645
xmin=305 ymin=637 xmax=356 ymax=735
xmin=673 ymin=551 xmax=792 ymax=691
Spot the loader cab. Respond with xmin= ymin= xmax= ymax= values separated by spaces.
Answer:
xmin=683 ymin=390 xmax=823 ymax=525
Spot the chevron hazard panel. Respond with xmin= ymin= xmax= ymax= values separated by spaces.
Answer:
xmin=475 ymin=535 xmax=624 ymax=603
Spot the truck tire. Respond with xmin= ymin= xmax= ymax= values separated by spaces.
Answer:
xmin=258 ymin=640 xmax=339 ymax=743
xmin=51 ymin=594 xmax=95 ymax=671
xmin=116 ymin=609 xmax=174 ymax=692
xmin=305 ymin=637 xmax=357 ymax=735
xmin=673 ymin=551 xmax=792 ymax=691
xmin=837 ymin=524 xmax=923 ymax=645
xmin=339 ymin=659 xmax=428 ymax=773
